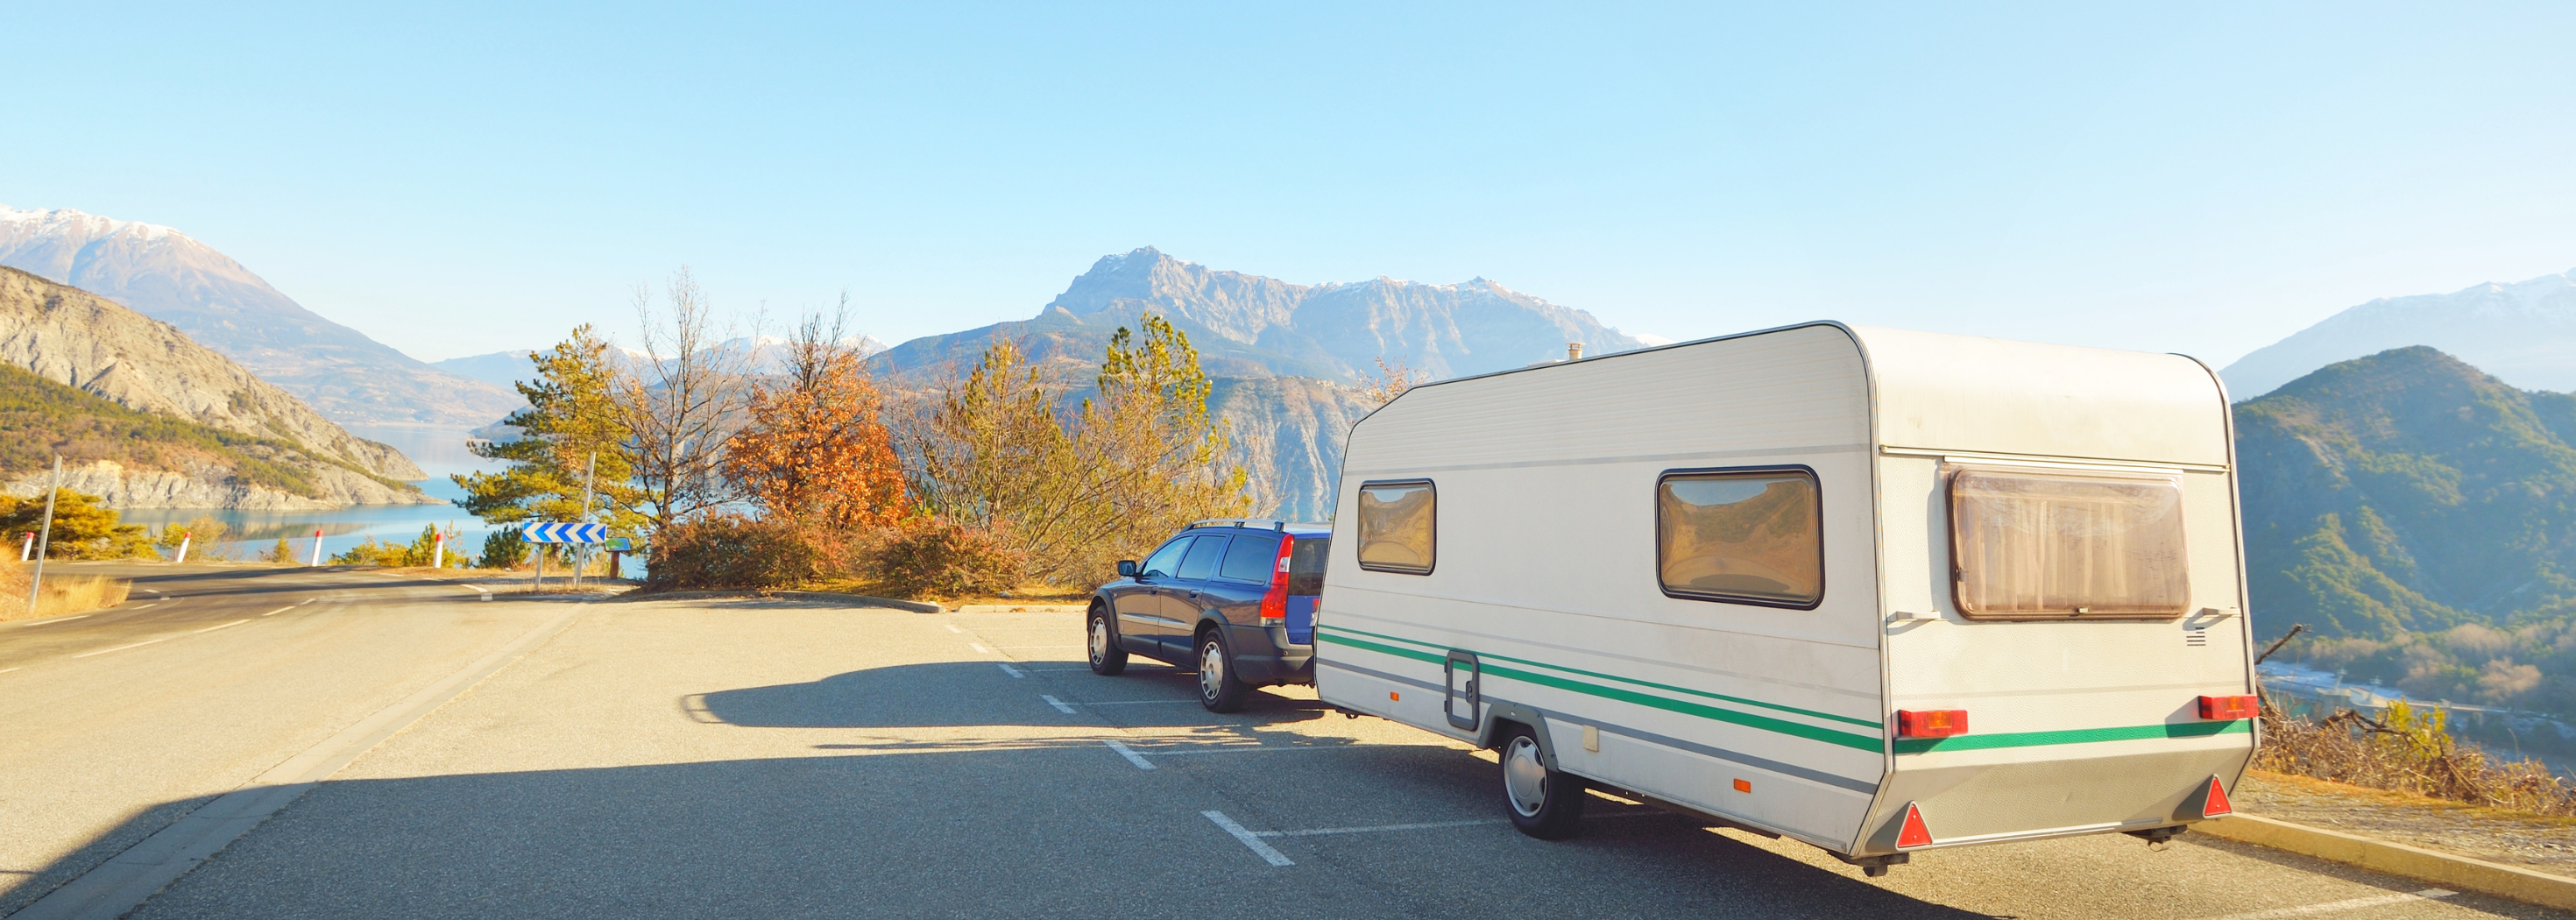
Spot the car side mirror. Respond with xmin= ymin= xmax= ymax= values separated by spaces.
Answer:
xmin=1117 ymin=560 xmax=1139 ymax=578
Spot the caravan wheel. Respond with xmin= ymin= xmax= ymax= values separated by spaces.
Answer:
xmin=1500 ymin=725 xmax=1586 ymax=839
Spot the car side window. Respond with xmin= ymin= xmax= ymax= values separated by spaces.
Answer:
xmin=1177 ymin=534 xmax=1228 ymax=581
xmin=1217 ymin=534 xmax=1281 ymax=583
xmin=1140 ymin=538 xmax=1193 ymax=579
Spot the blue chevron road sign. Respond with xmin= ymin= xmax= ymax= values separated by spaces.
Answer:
xmin=521 ymin=522 xmax=610 ymax=543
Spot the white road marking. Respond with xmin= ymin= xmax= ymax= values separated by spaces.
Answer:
xmin=1040 ymin=695 xmax=1078 ymax=714
xmin=195 ymin=619 xmax=250 ymax=633
xmin=943 ymin=623 xmax=962 ymax=633
xmin=0 ymin=668 xmax=19 ymax=675
xmin=1001 ymin=644 xmax=1083 ymax=648
xmin=969 ymin=643 xmax=994 ymax=654
xmin=2194 ymin=889 xmax=2454 ymax=920
xmin=125 ymin=604 xmax=156 ymax=610
xmin=262 ymin=606 xmax=295 ymax=617
xmin=142 ymin=588 xmax=163 ymax=594
xmin=72 ymin=637 xmax=172 ymax=658
xmin=1257 ymin=818 xmax=1500 ymax=838
xmin=1140 ymin=745 xmax=1377 ymax=756
xmin=1201 ymin=810 xmax=1295 ymax=867
xmin=1102 ymin=740 xmax=1157 ymax=770
xmin=13 ymin=614 xmax=92 ymax=626
xmin=996 ymin=663 xmax=1025 ymax=678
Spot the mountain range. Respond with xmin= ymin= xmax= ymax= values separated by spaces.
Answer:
xmin=2223 ymin=268 xmax=2576 ymax=400
xmin=0 ymin=206 xmax=521 ymax=428
xmin=0 ymin=266 xmax=431 ymax=507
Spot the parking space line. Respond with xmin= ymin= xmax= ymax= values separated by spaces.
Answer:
xmin=995 ymin=663 xmax=1026 ymax=678
xmin=2194 ymin=889 xmax=2453 ymax=920
xmin=944 ymin=623 xmax=962 ymax=633
xmin=194 ymin=619 xmax=250 ymax=633
xmin=1201 ymin=811 xmax=1296 ymax=867
xmin=1139 ymin=745 xmax=1376 ymax=756
xmin=1102 ymin=740 xmax=1157 ymax=770
xmin=1000 ymin=644 xmax=1083 ymax=648
xmin=1040 ymin=695 xmax=1078 ymax=714
xmin=1257 ymin=818 xmax=1500 ymax=838
xmin=969 ymin=643 xmax=995 ymax=654
xmin=1058 ymin=698 xmax=1200 ymax=707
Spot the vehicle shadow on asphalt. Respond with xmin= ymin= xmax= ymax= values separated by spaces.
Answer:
xmin=689 ymin=661 xmax=1334 ymax=733
xmin=19 ymin=754 xmax=2019 ymax=920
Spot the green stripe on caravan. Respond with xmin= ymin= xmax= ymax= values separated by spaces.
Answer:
xmin=1318 ymin=625 xmax=2255 ymax=756
xmin=1316 ymin=626 xmax=1882 ymax=752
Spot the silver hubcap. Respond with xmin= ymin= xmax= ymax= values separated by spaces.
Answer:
xmin=1089 ymin=617 xmax=1108 ymax=663
xmin=1504 ymin=736 xmax=1548 ymax=817
xmin=1200 ymin=640 xmax=1225 ymax=698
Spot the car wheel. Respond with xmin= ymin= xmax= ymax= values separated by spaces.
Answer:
xmin=1196 ymin=629 xmax=1250 ymax=712
xmin=1501 ymin=724 xmax=1587 ymax=839
xmin=1088 ymin=605 xmax=1128 ymax=676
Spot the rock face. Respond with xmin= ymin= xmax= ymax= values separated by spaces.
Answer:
xmin=1 ymin=458 xmax=421 ymax=510
xmin=2223 ymin=268 xmax=2576 ymax=400
xmin=875 ymin=247 xmax=1648 ymax=384
xmin=1210 ymin=377 xmax=1383 ymax=521
xmin=0 ymin=266 xmax=436 ymax=506
xmin=0 ymin=206 xmax=523 ymax=427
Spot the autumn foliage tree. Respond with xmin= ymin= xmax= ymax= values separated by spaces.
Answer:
xmin=722 ymin=309 xmax=909 ymax=529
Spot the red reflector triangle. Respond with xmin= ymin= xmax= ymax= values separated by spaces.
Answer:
xmin=2203 ymin=777 xmax=2233 ymax=817
xmin=1895 ymin=803 xmax=1933 ymax=848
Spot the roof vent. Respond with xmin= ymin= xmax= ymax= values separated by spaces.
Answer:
xmin=1567 ymin=343 xmax=1584 ymax=361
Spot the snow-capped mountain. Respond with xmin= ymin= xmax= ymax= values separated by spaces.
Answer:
xmin=2223 ymin=268 xmax=2576 ymax=400
xmin=0 ymin=205 xmax=522 ymax=427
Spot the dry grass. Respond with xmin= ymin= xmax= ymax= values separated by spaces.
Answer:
xmin=2255 ymin=693 xmax=2576 ymax=817
xmin=0 ymin=564 xmax=131 ymax=621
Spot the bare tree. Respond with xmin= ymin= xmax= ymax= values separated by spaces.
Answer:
xmin=617 ymin=267 xmax=757 ymax=531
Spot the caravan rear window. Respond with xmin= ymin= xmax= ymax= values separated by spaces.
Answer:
xmin=1949 ymin=469 xmax=2190 ymax=619
xmin=1356 ymin=480 xmax=1435 ymax=574
xmin=1656 ymin=468 xmax=1823 ymax=608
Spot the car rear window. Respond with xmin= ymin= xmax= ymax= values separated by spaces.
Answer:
xmin=1218 ymin=534 xmax=1280 ymax=583
xmin=1950 ymin=468 xmax=2189 ymax=619
xmin=1288 ymin=536 xmax=1329 ymax=596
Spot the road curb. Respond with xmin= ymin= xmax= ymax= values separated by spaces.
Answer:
xmin=612 ymin=589 xmax=943 ymax=613
xmin=2197 ymin=813 xmax=2576 ymax=911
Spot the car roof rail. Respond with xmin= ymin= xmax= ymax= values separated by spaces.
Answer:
xmin=1188 ymin=518 xmax=1289 ymax=531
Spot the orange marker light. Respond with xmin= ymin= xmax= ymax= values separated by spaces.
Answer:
xmin=2197 ymin=695 xmax=2258 ymax=720
xmin=1390 ymin=691 xmax=1400 ymax=702
xmin=1732 ymin=779 xmax=1752 ymax=793
xmin=1896 ymin=709 xmax=1970 ymax=739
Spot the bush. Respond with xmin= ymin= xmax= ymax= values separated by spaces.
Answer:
xmin=866 ymin=519 xmax=1023 ymax=601
xmin=0 ymin=566 xmax=130 ymax=619
xmin=644 ymin=514 xmax=822 ymax=591
xmin=0 ymin=489 xmax=155 ymax=559
xmin=480 ymin=528 xmax=528 ymax=569
xmin=2257 ymin=696 xmax=2576 ymax=817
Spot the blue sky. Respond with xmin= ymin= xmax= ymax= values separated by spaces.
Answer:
xmin=7 ymin=2 xmax=2572 ymax=365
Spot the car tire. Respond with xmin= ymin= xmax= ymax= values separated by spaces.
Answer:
xmin=1500 ymin=724 xmax=1587 ymax=839
xmin=1088 ymin=605 xmax=1129 ymax=676
xmin=1196 ymin=629 xmax=1251 ymax=713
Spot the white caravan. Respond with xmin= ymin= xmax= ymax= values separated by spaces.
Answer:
xmin=1314 ymin=322 xmax=2256 ymax=874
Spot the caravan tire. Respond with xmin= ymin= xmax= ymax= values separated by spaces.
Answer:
xmin=1500 ymin=725 xmax=1587 ymax=839
xmin=1088 ymin=606 xmax=1129 ymax=676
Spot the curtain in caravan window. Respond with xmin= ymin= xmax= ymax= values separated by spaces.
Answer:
xmin=1656 ymin=470 xmax=1823 ymax=607
xmin=1356 ymin=481 xmax=1435 ymax=573
xmin=1950 ymin=469 xmax=2189 ymax=619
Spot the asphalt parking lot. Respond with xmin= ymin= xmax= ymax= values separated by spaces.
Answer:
xmin=22 ymin=597 xmax=2570 ymax=919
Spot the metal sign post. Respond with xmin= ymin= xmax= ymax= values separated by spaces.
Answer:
xmin=521 ymin=522 xmax=610 ymax=593
xmin=25 ymin=456 xmax=60 ymax=613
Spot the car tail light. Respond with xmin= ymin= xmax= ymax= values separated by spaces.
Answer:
xmin=1896 ymin=710 xmax=1969 ymax=739
xmin=2201 ymin=775 xmax=2233 ymax=817
xmin=1259 ymin=534 xmax=1295 ymax=626
xmin=2197 ymin=695 xmax=2258 ymax=720
xmin=1895 ymin=802 xmax=1933 ymax=848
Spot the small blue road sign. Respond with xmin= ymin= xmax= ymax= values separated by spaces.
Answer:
xmin=521 ymin=522 xmax=610 ymax=543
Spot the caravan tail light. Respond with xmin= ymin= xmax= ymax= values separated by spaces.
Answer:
xmin=2198 ymin=695 xmax=2258 ymax=720
xmin=1259 ymin=534 xmax=1296 ymax=626
xmin=2200 ymin=775 xmax=2233 ymax=817
xmin=1896 ymin=710 xmax=1969 ymax=740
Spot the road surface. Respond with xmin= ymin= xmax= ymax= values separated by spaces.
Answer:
xmin=1 ymin=570 xmax=2565 ymax=918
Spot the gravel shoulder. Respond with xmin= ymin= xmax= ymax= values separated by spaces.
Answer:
xmin=2238 ymin=768 xmax=2576 ymax=877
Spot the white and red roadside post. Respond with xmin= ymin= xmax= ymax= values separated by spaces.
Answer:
xmin=18 ymin=532 xmax=31 ymax=562
xmin=173 ymin=529 xmax=192 ymax=564
xmin=308 ymin=527 xmax=324 ymax=567
xmin=432 ymin=531 xmax=445 ymax=569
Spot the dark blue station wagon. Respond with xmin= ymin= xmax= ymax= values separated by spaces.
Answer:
xmin=1087 ymin=520 xmax=1330 ymax=711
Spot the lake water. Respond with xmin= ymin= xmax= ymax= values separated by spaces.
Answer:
xmin=115 ymin=423 xmax=518 ymax=563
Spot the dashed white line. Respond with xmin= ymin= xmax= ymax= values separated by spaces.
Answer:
xmin=1071 ymin=699 xmax=1200 ymax=707
xmin=1258 ymin=818 xmax=1500 ymax=838
xmin=969 ymin=643 xmax=994 ymax=654
xmin=2194 ymin=889 xmax=2454 ymax=920
xmin=1201 ymin=811 xmax=1295 ymax=867
xmin=195 ymin=619 xmax=250 ymax=633
xmin=15 ymin=614 xmax=92 ymax=626
xmin=1102 ymin=740 xmax=1157 ymax=770
xmin=943 ymin=623 xmax=962 ymax=633
xmin=0 ymin=668 xmax=20 ymax=675
xmin=1039 ymin=695 xmax=1078 ymax=714
xmin=261 ymin=606 xmax=295 ymax=617
xmin=996 ymin=663 xmax=1026 ymax=679
xmin=73 ymin=637 xmax=173 ymax=659
xmin=125 ymin=604 xmax=156 ymax=610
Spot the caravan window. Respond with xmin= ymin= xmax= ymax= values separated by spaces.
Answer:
xmin=1949 ymin=469 xmax=2189 ymax=619
xmin=1656 ymin=468 xmax=1823 ymax=608
xmin=1356 ymin=480 xmax=1435 ymax=574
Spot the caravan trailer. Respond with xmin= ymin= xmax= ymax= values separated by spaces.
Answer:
xmin=1313 ymin=322 xmax=2256 ymax=874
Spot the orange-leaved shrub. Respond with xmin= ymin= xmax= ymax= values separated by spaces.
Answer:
xmin=645 ymin=514 xmax=823 ymax=591
xmin=864 ymin=519 xmax=1023 ymax=601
